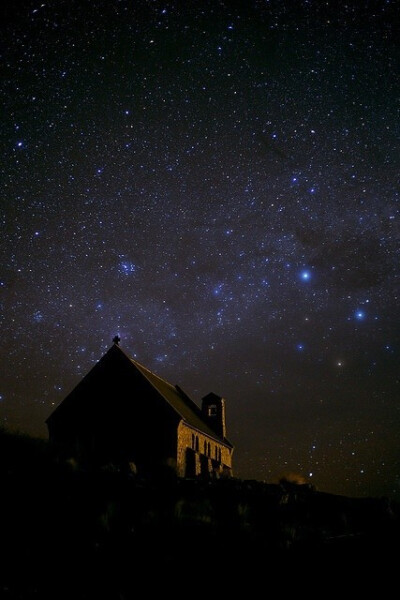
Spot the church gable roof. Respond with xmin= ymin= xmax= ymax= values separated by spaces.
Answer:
xmin=119 ymin=346 xmax=232 ymax=447
xmin=47 ymin=342 xmax=232 ymax=448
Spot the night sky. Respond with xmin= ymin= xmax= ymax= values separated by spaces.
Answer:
xmin=1 ymin=0 xmax=399 ymax=499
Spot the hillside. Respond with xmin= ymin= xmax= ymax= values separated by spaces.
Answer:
xmin=0 ymin=428 xmax=398 ymax=597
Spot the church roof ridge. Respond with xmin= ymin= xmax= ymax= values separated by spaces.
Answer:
xmin=113 ymin=343 xmax=233 ymax=447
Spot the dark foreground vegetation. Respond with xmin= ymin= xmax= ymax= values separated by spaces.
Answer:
xmin=0 ymin=428 xmax=398 ymax=598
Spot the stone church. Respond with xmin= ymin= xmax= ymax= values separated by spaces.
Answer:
xmin=46 ymin=339 xmax=234 ymax=478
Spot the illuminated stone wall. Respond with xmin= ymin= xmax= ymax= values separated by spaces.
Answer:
xmin=177 ymin=421 xmax=233 ymax=478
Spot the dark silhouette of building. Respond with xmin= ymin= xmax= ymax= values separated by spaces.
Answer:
xmin=46 ymin=340 xmax=234 ymax=478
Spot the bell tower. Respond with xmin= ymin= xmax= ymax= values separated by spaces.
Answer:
xmin=201 ymin=392 xmax=227 ymax=439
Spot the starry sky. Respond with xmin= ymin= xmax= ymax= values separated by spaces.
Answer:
xmin=1 ymin=0 xmax=399 ymax=499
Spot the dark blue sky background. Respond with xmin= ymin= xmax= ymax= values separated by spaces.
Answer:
xmin=1 ymin=0 xmax=399 ymax=498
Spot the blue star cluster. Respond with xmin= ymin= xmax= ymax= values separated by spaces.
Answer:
xmin=1 ymin=0 xmax=399 ymax=499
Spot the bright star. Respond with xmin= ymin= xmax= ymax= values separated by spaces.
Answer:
xmin=119 ymin=261 xmax=137 ymax=275
xmin=300 ymin=270 xmax=311 ymax=281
